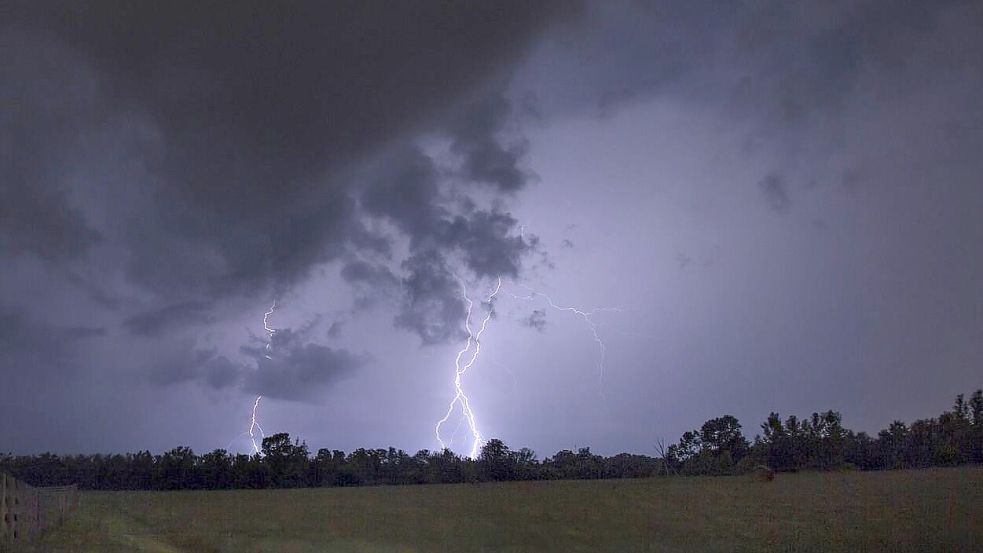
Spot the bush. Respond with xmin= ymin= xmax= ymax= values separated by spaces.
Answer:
xmin=751 ymin=465 xmax=775 ymax=482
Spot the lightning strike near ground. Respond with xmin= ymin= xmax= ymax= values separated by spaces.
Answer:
xmin=435 ymin=277 xmax=502 ymax=459
xmin=244 ymin=298 xmax=277 ymax=454
xmin=248 ymin=395 xmax=266 ymax=454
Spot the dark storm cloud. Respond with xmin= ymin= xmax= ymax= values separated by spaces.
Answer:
xmin=445 ymin=210 xmax=529 ymax=278
xmin=731 ymin=1 xmax=966 ymax=124
xmin=241 ymin=327 xmax=366 ymax=402
xmin=243 ymin=344 xmax=365 ymax=402
xmin=0 ymin=1 xmax=577 ymax=410
xmin=0 ymin=306 xmax=104 ymax=370
xmin=360 ymin=147 xmax=444 ymax=245
xmin=449 ymin=94 xmax=530 ymax=193
xmin=339 ymin=260 xmax=400 ymax=310
xmin=62 ymin=271 xmax=120 ymax=310
xmin=124 ymin=301 xmax=213 ymax=337
xmin=149 ymin=348 xmax=240 ymax=389
xmin=202 ymin=355 xmax=244 ymax=391
xmin=759 ymin=174 xmax=790 ymax=214
xmin=1 ymin=0 xmax=981 ymax=459
xmin=340 ymin=261 xmax=398 ymax=287
xmin=151 ymin=323 xmax=365 ymax=402
xmin=1 ymin=0 xmax=576 ymax=308
xmin=0 ymin=183 xmax=102 ymax=261
xmin=395 ymin=250 xmax=466 ymax=345
xmin=0 ymin=29 xmax=103 ymax=262
xmin=358 ymin=143 xmax=536 ymax=343
xmin=529 ymin=0 xmax=976 ymax=127
xmin=391 ymin=206 xmax=531 ymax=344
xmin=358 ymin=142 xmax=532 ymax=279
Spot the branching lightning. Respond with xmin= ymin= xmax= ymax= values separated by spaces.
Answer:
xmin=433 ymin=277 xmax=616 ymax=457
xmin=512 ymin=285 xmax=620 ymax=400
xmin=435 ymin=277 xmax=502 ymax=459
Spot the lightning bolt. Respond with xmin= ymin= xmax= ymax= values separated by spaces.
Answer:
xmin=225 ymin=393 xmax=268 ymax=455
xmin=263 ymin=298 xmax=277 ymax=360
xmin=248 ymin=395 xmax=266 ymax=454
xmin=238 ymin=298 xmax=277 ymax=455
xmin=435 ymin=276 xmax=502 ymax=459
xmin=513 ymin=285 xmax=620 ymax=399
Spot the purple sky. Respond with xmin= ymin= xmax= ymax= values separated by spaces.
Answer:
xmin=2 ymin=1 xmax=982 ymax=457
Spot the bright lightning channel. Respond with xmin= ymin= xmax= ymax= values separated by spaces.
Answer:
xmin=248 ymin=298 xmax=277 ymax=454
xmin=248 ymin=395 xmax=266 ymax=454
xmin=263 ymin=298 xmax=277 ymax=360
xmin=435 ymin=277 xmax=502 ymax=459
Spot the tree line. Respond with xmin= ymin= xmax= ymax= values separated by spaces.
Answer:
xmin=2 ymin=388 xmax=980 ymax=490
xmin=666 ymin=389 xmax=983 ymax=475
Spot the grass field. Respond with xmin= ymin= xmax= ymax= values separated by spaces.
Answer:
xmin=20 ymin=466 xmax=983 ymax=552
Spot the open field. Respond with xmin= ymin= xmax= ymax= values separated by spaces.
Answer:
xmin=19 ymin=466 xmax=983 ymax=552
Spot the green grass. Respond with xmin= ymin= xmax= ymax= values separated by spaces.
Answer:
xmin=21 ymin=466 xmax=983 ymax=552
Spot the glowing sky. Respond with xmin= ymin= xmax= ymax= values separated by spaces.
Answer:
xmin=2 ymin=1 xmax=982 ymax=456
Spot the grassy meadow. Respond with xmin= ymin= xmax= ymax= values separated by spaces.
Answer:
xmin=21 ymin=466 xmax=983 ymax=552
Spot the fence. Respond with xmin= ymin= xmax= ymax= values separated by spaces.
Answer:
xmin=1 ymin=473 xmax=78 ymax=547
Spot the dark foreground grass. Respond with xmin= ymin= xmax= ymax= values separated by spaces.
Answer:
xmin=21 ymin=466 xmax=983 ymax=552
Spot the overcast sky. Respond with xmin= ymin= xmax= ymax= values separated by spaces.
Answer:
xmin=2 ymin=1 xmax=982 ymax=457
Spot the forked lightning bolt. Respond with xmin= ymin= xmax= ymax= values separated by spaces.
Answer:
xmin=435 ymin=277 xmax=502 ymax=459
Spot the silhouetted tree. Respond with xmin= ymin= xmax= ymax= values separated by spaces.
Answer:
xmin=262 ymin=433 xmax=310 ymax=487
xmin=971 ymin=390 xmax=983 ymax=462
xmin=200 ymin=449 xmax=234 ymax=489
xmin=478 ymin=439 xmax=513 ymax=481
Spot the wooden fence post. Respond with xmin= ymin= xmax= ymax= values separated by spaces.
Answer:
xmin=1 ymin=473 xmax=8 ymax=543
xmin=1 ymin=474 xmax=79 ymax=547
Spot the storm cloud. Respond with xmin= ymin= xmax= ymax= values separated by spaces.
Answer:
xmin=2 ymin=1 xmax=982 ymax=457
xmin=124 ymin=301 xmax=214 ymax=337
xmin=1 ymin=1 xmax=573 ymax=303
xmin=241 ymin=327 xmax=367 ymax=402
xmin=1 ymin=1 xmax=574 ymax=403
xmin=0 ymin=307 xmax=104 ymax=370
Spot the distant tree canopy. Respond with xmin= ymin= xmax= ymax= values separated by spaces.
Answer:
xmin=667 ymin=414 xmax=751 ymax=475
xmin=663 ymin=389 xmax=983 ymax=476
xmin=2 ymin=389 xmax=980 ymax=490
